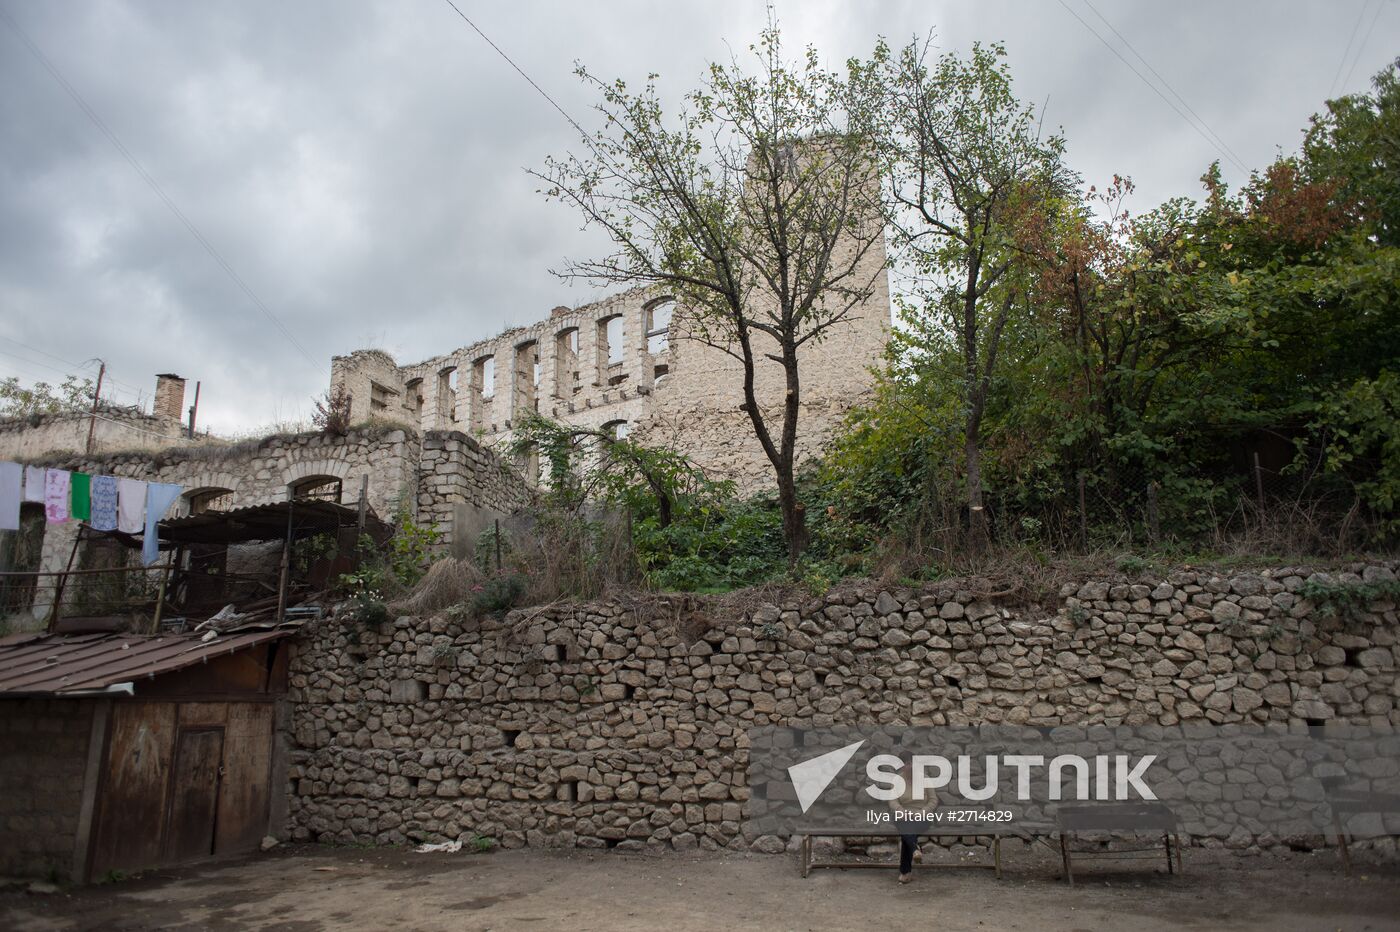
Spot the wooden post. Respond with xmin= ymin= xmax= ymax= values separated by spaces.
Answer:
xmin=1077 ymin=473 xmax=1088 ymax=547
xmin=1252 ymin=451 xmax=1265 ymax=509
xmin=1146 ymin=481 xmax=1160 ymax=544
xmin=186 ymin=380 xmax=201 ymax=438
xmin=151 ymin=556 xmax=174 ymax=633
xmin=276 ymin=500 xmax=294 ymax=622
xmin=85 ymin=362 xmax=105 ymax=454
xmin=355 ymin=474 xmax=369 ymax=537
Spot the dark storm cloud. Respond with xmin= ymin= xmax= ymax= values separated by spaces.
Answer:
xmin=1 ymin=0 xmax=1395 ymax=434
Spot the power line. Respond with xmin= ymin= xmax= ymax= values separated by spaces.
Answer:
xmin=0 ymin=336 xmax=147 ymax=399
xmin=437 ymin=0 xmax=589 ymax=138
xmin=1080 ymin=0 xmax=1248 ymax=174
xmin=0 ymin=354 xmax=177 ymax=442
xmin=1339 ymin=0 xmax=1386 ymax=93
xmin=0 ymin=7 xmax=319 ymax=368
xmin=1330 ymin=0 xmax=1374 ymax=98
xmin=1055 ymin=0 xmax=1250 ymax=175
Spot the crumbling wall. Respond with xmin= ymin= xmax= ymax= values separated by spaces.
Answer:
xmin=0 ymin=409 xmax=193 ymax=460
xmin=418 ymin=430 xmax=535 ymax=553
xmin=328 ymin=237 xmax=890 ymax=494
xmin=285 ymin=562 xmax=1399 ymax=852
xmin=0 ymin=699 xmax=94 ymax=881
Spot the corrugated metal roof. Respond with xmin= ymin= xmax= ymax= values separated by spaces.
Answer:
xmin=97 ymin=499 xmax=388 ymax=548
xmin=0 ymin=628 xmax=296 ymax=696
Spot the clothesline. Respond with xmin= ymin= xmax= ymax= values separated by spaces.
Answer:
xmin=0 ymin=460 xmax=182 ymax=567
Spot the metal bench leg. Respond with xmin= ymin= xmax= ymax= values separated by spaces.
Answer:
xmin=994 ymin=836 xmax=1002 ymax=880
xmin=1175 ymin=834 xmax=1182 ymax=874
xmin=1332 ymin=814 xmax=1352 ymax=876
xmin=1060 ymin=834 xmax=1074 ymax=886
xmin=801 ymin=834 xmax=811 ymax=878
xmin=1164 ymin=832 xmax=1174 ymax=875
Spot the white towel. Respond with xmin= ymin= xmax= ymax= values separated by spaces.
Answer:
xmin=117 ymin=478 xmax=147 ymax=534
xmin=23 ymin=465 xmax=45 ymax=503
xmin=44 ymin=469 xmax=70 ymax=523
xmin=0 ymin=462 xmax=21 ymax=531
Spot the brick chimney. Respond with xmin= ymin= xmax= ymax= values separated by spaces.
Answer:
xmin=153 ymin=374 xmax=186 ymax=423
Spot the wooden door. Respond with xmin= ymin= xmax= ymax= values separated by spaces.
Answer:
xmin=163 ymin=727 xmax=225 ymax=863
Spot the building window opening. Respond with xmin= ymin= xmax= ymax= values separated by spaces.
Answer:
xmin=645 ymin=299 xmax=673 ymax=355
xmin=291 ymin=475 xmax=342 ymax=503
xmin=438 ymin=367 xmax=458 ymax=423
xmin=475 ymin=356 xmax=495 ymax=400
xmin=187 ymin=488 xmax=234 ymax=516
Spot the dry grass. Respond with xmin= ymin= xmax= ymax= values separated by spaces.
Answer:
xmin=386 ymin=558 xmax=487 ymax=616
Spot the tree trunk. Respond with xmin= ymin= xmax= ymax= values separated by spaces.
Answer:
xmin=964 ymin=424 xmax=986 ymax=551
xmin=777 ymin=470 xmax=809 ymax=564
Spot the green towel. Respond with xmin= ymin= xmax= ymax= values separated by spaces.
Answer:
xmin=70 ymin=471 xmax=91 ymax=522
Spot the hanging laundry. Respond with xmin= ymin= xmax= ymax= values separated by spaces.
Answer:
xmin=0 ymin=462 xmax=21 ymax=532
xmin=69 ymin=471 xmax=92 ymax=522
xmin=44 ymin=469 xmax=71 ymax=523
xmin=141 ymin=482 xmax=182 ymax=567
xmin=90 ymin=475 xmax=119 ymax=532
xmin=23 ymin=465 xmax=45 ymax=503
xmin=116 ymin=478 xmax=146 ymax=534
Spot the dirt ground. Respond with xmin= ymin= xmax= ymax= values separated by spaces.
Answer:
xmin=3 ymin=841 xmax=1398 ymax=932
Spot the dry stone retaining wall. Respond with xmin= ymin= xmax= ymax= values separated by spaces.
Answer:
xmin=285 ymin=562 xmax=1399 ymax=852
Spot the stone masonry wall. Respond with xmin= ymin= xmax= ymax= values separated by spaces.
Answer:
xmin=9 ymin=426 xmax=530 ymax=630
xmin=0 ymin=699 xmax=94 ymax=880
xmin=286 ymin=562 xmax=1399 ymax=852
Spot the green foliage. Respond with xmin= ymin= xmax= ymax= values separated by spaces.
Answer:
xmin=384 ymin=505 xmax=442 ymax=589
xmin=0 ymin=375 xmax=94 ymax=418
xmin=470 ymin=574 xmax=525 ymax=616
xmin=820 ymin=57 xmax=1400 ymax=555
xmin=1304 ymin=371 xmax=1400 ymax=539
xmin=466 ymin=832 xmax=495 ymax=854
xmin=1299 ymin=577 xmax=1400 ymax=623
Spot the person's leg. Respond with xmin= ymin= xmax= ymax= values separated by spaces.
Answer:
xmin=899 ymin=834 xmax=918 ymax=875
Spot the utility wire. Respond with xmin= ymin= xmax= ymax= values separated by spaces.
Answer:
xmin=1339 ymin=0 xmax=1386 ymax=93
xmin=0 ymin=353 xmax=177 ymax=441
xmin=438 ymin=0 xmax=589 ymax=139
xmin=1080 ymin=0 xmax=1248 ymax=174
xmin=0 ymin=7 xmax=319 ymax=368
xmin=0 ymin=336 xmax=147 ymax=400
xmin=1055 ymin=0 xmax=1249 ymax=175
xmin=1330 ymin=0 xmax=1374 ymax=98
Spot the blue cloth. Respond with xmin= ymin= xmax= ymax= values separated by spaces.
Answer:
xmin=89 ymin=475 xmax=119 ymax=532
xmin=141 ymin=482 xmax=182 ymax=566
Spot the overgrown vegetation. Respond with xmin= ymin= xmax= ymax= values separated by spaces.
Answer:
xmin=385 ymin=39 xmax=1397 ymax=610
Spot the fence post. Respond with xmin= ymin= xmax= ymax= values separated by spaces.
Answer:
xmin=1252 ymin=452 xmax=1266 ymax=510
xmin=1146 ymin=481 xmax=1160 ymax=544
xmin=1077 ymin=473 xmax=1088 ymax=547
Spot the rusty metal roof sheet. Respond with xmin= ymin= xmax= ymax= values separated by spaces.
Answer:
xmin=0 ymin=628 xmax=296 ymax=696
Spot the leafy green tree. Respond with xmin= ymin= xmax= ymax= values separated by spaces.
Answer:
xmin=867 ymin=39 xmax=1068 ymax=545
xmin=535 ymin=27 xmax=885 ymax=563
xmin=0 ymin=375 xmax=94 ymax=418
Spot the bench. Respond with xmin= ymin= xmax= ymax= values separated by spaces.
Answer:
xmin=1055 ymin=803 xmax=1181 ymax=886
xmin=798 ymin=829 xmax=1002 ymax=879
xmin=1321 ymin=777 xmax=1400 ymax=875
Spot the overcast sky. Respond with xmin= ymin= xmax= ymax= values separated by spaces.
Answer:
xmin=1 ymin=0 xmax=1395 ymax=436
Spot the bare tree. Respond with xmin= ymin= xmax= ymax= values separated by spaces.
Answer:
xmin=535 ymin=27 xmax=886 ymax=563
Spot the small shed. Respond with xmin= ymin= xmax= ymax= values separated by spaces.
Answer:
xmin=0 ymin=626 xmax=295 ymax=882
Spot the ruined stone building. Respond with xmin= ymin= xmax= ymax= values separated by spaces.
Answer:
xmin=331 ymin=248 xmax=890 ymax=492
